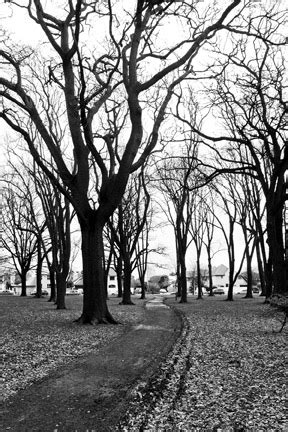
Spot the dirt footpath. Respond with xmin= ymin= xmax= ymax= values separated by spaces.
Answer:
xmin=1 ymin=298 xmax=182 ymax=432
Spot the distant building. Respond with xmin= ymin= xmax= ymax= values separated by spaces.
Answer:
xmin=202 ymin=264 xmax=248 ymax=293
xmin=73 ymin=269 xmax=118 ymax=296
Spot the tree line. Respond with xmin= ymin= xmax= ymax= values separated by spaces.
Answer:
xmin=0 ymin=0 xmax=287 ymax=323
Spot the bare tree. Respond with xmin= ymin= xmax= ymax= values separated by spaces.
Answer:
xmin=192 ymin=3 xmax=288 ymax=295
xmin=202 ymin=195 xmax=218 ymax=296
xmin=155 ymin=138 xmax=201 ymax=302
xmin=2 ymin=178 xmax=38 ymax=296
xmin=212 ymin=175 xmax=248 ymax=301
xmin=189 ymin=189 xmax=208 ymax=300
xmin=108 ymin=169 xmax=151 ymax=304
xmin=0 ymin=0 xmax=243 ymax=322
xmin=33 ymin=166 xmax=72 ymax=309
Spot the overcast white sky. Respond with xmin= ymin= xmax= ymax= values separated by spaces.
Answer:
xmin=0 ymin=1 xmax=266 ymax=276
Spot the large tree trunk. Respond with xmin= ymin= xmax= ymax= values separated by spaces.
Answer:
xmin=20 ymin=272 xmax=27 ymax=297
xmin=227 ymin=258 xmax=235 ymax=301
xmin=56 ymin=236 xmax=70 ymax=309
xmin=48 ymin=268 xmax=56 ymax=303
xmin=226 ymin=220 xmax=235 ymax=301
xmin=139 ymin=274 xmax=146 ymax=300
xmin=245 ymin=253 xmax=253 ymax=299
xmin=121 ymin=252 xmax=134 ymax=305
xmin=267 ymin=203 xmax=287 ymax=295
xmin=179 ymin=244 xmax=187 ymax=303
xmin=77 ymin=217 xmax=117 ymax=324
xmin=115 ymin=257 xmax=123 ymax=298
xmin=255 ymin=237 xmax=266 ymax=297
xmin=265 ymin=254 xmax=273 ymax=300
xmin=56 ymin=272 xmax=66 ymax=310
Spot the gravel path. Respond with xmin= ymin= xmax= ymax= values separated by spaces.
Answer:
xmin=117 ymin=297 xmax=287 ymax=431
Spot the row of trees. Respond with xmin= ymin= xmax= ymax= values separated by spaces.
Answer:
xmin=0 ymin=0 xmax=287 ymax=323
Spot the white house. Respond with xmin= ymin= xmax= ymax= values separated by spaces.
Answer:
xmin=13 ymin=273 xmax=49 ymax=296
xmin=73 ymin=269 xmax=118 ymax=296
xmin=211 ymin=264 xmax=248 ymax=293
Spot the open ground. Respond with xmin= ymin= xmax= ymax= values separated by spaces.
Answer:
xmin=1 ymin=294 xmax=287 ymax=431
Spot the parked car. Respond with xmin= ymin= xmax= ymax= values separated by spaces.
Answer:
xmin=252 ymin=286 xmax=260 ymax=293
xmin=66 ymin=288 xmax=81 ymax=295
xmin=133 ymin=286 xmax=142 ymax=295
xmin=213 ymin=287 xmax=225 ymax=295
xmin=0 ymin=290 xmax=14 ymax=295
xmin=235 ymin=289 xmax=247 ymax=295
xmin=31 ymin=290 xmax=49 ymax=296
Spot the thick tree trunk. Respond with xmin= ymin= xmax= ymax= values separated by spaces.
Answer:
xmin=77 ymin=218 xmax=117 ymax=324
xmin=227 ymin=263 xmax=234 ymax=301
xmin=267 ymin=203 xmax=287 ymax=295
xmin=265 ymin=254 xmax=273 ymax=299
xmin=255 ymin=237 xmax=266 ymax=296
xmin=56 ymin=272 xmax=66 ymax=310
xmin=139 ymin=274 xmax=146 ymax=300
xmin=121 ymin=253 xmax=134 ymax=305
xmin=116 ymin=260 xmax=123 ymax=298
xmin=175 ymin=236 xmax=181 ymax=297
xmin=179 ymin=250 xmax=187 ymax=303
xmin=48 ymin=268 xmax=56 ymax=303
xmin=20 ymin=273 xmax=27 ymax=297
xmin=56 ymin=243 xmax=70 ymax=309
xmin=226 ymin=220 xmax=235 ymax=301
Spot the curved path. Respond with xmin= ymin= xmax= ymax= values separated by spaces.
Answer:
xmin=1 ymin=296 xmax=182 ymax=432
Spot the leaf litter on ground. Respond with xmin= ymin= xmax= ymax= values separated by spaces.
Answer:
xmin=0 ymin=295 xmax=145 ymax=402
xmin=118 ymin=296 xmax=287 ymax=432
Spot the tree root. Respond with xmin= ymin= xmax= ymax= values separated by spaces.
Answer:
xmin=74 ymin=313 xmax=119 ymax=325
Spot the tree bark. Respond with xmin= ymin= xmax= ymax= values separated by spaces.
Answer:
xmin=179 ymin=245 xmax=187 ymax=303
xmin=226 ymin=220 xmax=235 ymax=301
xmin=20 ymin=272 xmax=27 ymax=297
xmin=207 ymin=246 xmax=214 ymax=296
xmin=196 ymin=255 xmax=203 ymax=300
xmin=48 ymin=268 xmax=56 ymax=302
xmin=77 ymin=216 xmax=117 ymax=324
xmin=121 ymin=252 xmax=134 ymax=305
xmin=267 ymin=202 xmax=287 ymax=295
xmin=243 ymin=226 xmax=253 ymax=299
xmin=255 ymin=236 xmax=266 ymax=296
xmin=115 ymin=257 xmax=123 ymax=298
xmin=56 ymin=272 xmax=66 ymax=310
xmin=36 ymin=240 xmax=42 ymax=298
xmin=139 ymin=274 xmax=146 ymax=300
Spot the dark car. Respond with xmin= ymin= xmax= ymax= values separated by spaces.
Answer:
xmin=31 ymin=290 xmax=49 ymax=296
xmin=213 ymin=287 xmax=225 ymax=295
